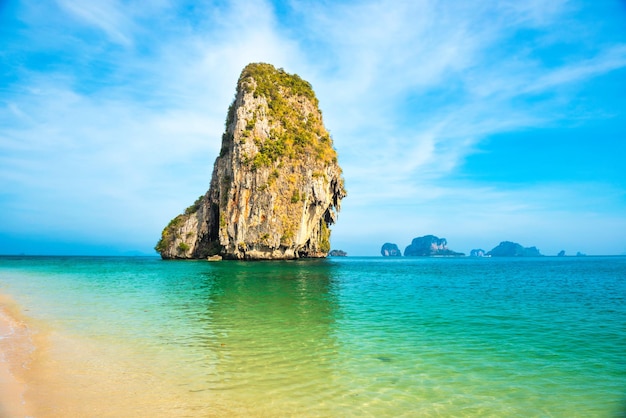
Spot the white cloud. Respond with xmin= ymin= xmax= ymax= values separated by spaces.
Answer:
xmin=55 ymin=0 xmax=136 ymax=46
xmin=496 ymin=0 xmax=571 ymax=27
xmin=306 ymin=0 xmax=626 ymax=228
xmin=525 ymin=45 xmax=626 ymax=94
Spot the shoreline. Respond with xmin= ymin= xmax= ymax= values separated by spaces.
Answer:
xmin=0 ymin=294 xmax=35 ymax=417
xmin=0 ymin=291 xmax=229 ymax=417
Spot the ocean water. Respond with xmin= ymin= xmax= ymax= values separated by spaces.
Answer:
xmin=0 ymin=256 xmax=625 ymax=417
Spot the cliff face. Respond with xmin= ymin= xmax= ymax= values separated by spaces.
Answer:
xmin=156 ymin=63 xmax=346 ymax=260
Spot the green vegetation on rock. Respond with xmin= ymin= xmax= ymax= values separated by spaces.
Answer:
xmin=235 ymin=63 xmax=337 ymax=168
xmin=240 ymin=63 xmax=317 ymax=104
xmin=319 ymin=222 xmax=331 ymax=253
xmin=155 ymin=214 xmax=186 ymax=253
xmin=185 ymin=195 xmax=204 ymax=215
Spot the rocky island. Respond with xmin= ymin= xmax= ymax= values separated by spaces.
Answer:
xmin=404 ymin=235 xmax=464 ymax=257
xmin=156 ymin=63 xmax=346 ymax=260
xmin=381 ymin=243 xmax=402 ymax=257
xmin=487 ymin=241 xmax=542 ymax=257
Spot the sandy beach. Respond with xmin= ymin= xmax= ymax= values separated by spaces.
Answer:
xmin=0 ymin=294 xmax=167 ymax=417
xmin=0 ymin=295 xmax=34 ymax=418
xmin=0 ymin=292 xmax=231 ymax=417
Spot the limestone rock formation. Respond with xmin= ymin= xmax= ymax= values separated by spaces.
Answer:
xmin=156 ymin=63 xmax=346 ymax=260
xmin=381 ymin=243 xmax=402 ymax=257
xmin=487 ymin=241 xmax=542 ymax=257
xmin=404 ymin=235 xmax=464 ymax=257
xmin=470 ymin=249 xmax=487 ymax=257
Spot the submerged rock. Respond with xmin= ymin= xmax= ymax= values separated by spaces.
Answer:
xmin=156 ymin=63 xmax=346 ymax=260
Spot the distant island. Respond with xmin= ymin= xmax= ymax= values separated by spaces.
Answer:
xmin=381 ymin=236 xmax=544 ymax=257
xmin=405 ymin=235 xmax=464 ymax=257
xmin=381 ymin=243 xmax=402 ymax=257
xmin=487 ymin=241 xmax=542 ymax=257
xmin=329 ymin=249 xmax=347 ymax=257
xmin=381 ymin=235 xmax=463 ymax=257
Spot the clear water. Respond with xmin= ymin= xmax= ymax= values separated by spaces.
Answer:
xmin=0 ymin=256 xmax=625 ymax=417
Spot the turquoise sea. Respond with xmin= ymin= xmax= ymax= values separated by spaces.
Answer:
xmin=0 ymin=256 xmax=625 ymax=417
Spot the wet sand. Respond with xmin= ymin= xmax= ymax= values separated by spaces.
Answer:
xmin=0 ymin=295 xmax=34 ymax=417
xmin=0 ymin=293 xmax=237 ymax=417
xmin=0 ymin=294 xmax=178 ymax=417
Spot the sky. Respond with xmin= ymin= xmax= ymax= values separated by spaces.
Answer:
xmin=1 ymin=0 xmax=625 ymax=256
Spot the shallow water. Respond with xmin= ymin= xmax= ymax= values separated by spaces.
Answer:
xmin=0 ymin=256 xmax=625 ymax=416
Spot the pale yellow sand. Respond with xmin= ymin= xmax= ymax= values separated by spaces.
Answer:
xmin=0 ymin=293 xmax=241 ymax=417
xmin=0 ymin=294 xmax=187 ymax=417
xmin=0 ymin=295 xmax=34 ymax=418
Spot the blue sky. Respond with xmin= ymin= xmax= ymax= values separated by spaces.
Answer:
xmin=1 ymin=0 xmax=625 ymax=256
